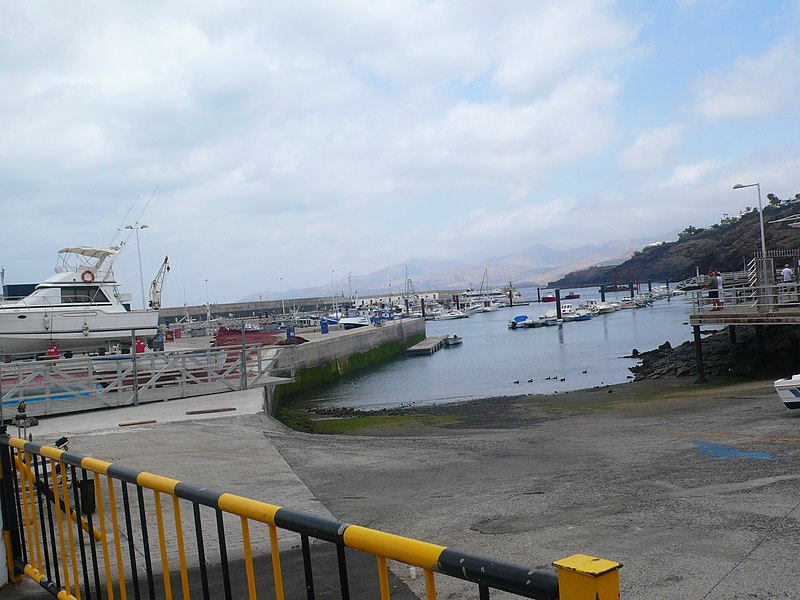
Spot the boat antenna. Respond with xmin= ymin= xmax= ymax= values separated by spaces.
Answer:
xmin=109 ymin=185 xmax=159 ymax=247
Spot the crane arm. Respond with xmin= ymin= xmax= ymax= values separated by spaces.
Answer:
xmin=149 ymin=256 xmax=170 ymax=310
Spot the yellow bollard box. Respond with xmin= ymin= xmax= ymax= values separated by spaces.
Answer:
xmin=553 ymin=553 xmax=622 ymax=600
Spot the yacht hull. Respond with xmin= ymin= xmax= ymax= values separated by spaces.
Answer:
xmin=0 ymin=307 xmax=159 ymax=357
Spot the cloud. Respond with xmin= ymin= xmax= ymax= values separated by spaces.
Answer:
xmin=2 ymin=2 xmax=799 ymax=304
xmin=693 ymin=38 xmax=800 ymax=120
xmin=618 ymin=124 xmax=685 ymax=171
xmin=662 ymin=160 xmax=720 ymax=188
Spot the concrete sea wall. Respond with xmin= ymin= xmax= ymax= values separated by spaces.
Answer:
xmin=273 ymin=317 xmax=426 ymax=404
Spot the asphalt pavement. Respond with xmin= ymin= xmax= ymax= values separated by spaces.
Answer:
xmin=4 ymin=378 xmax=800 ymax=599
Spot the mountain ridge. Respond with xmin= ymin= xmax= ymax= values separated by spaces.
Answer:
xmin=549 ymin=201 xmax=800 ymax=288
xmin=241 ymin=235 xmax=668 ymax=301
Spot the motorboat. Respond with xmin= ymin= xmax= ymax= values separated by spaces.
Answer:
xmin=0 ymin=246 xmax=161 ymax=358
xmin=541 ymin=293 xmax=557 ymax=302
xmin=508 ymin=315 xmax=528 ymax=329
xmin=443 ymin=334 xmax=463 ymax=347
xmin=774 ymin=374 xmax=800 ymax=409
xmin=339 ymin=309 xmax=372 ymax=330
xmin=434 ymin=309 xmax=469 ymax=320
xmin=562 ymin=308 xmax=592 ymax=322
xmin=581 ymin=299 xmax=616 ymax=314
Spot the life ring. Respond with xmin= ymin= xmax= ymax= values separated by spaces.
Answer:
xmin=81 ymin=270 xmax=95 ymax=283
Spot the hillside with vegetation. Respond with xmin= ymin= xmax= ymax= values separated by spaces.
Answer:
xmin=550 ymin=193 xmax=800 ymax=288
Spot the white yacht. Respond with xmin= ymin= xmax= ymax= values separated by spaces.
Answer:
xmin=0 ymin=246 xmax=160 ymax=358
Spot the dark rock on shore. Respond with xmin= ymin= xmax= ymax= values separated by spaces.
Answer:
xmin=630 ymin=325 xmax=800 ymax=380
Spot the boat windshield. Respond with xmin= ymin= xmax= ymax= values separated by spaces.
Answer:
xmin=61 ymin=286 xmax=111 ymax=304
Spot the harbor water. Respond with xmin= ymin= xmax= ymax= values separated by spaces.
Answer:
xmin=300 ymin=287 xmax=699 ymax=410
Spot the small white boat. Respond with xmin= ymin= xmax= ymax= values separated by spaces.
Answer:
xmin=443 ymin=334 xmax=463 ymax=347
xmin=582 ymin=299 xmax=616 ymax=314
xmin=434 ymin=309 xmax=469 ymax=320
xmin=774 ymin=374 xmax=800 ymax=409
xmin=338 ymin=315 xmax=371 ymax=329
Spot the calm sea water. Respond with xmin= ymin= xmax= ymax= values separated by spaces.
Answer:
xmin=300 ymin=286 xmax=696 ymax=410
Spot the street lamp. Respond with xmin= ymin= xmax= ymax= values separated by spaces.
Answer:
xmin=124 ymin=223 xmax=149 ymax=309
xmin=330 ymin=269 xmax=336 ymax=314
xmin=733 ymin=183 xmax=767 ymax=257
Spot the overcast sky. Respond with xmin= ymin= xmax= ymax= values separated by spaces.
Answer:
xmin=3 ymin=1 xmax=800 ymax=306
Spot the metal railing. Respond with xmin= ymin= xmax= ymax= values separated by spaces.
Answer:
xmin=1 ymin=345 xmax=295 ymax=421
xmin=1 ymin=434 xmax=621 ymax=599
xmin=689 ymin=262 xmax=800 ymax=324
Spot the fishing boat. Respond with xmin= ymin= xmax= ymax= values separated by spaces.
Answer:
xmin=774 ymin=374 xmax=800 ymax=409
xmin=0 ymin=246 xmax=162 ymax=359
xmin=541 ymin=292 xmax=557 ymax=302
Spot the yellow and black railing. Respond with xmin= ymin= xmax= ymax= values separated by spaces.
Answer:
xmin=1 ymin=430 xmax=621 ymax=599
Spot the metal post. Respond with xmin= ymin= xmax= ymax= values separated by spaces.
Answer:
xmin=755 ymin=325 xmax=765 ymax=359
xmin=555 ymin=290 xmax=562 ymax=320
xmin=240 ymin=323 xmax=247 ymax=390
xmin=693 ymin=325 xmax=707 ymax=383
xmin=1 ymin=430 xmax=24 ymax=582
xmin=629 ymin=282 xmax=634 ymax=299
xmin=131 ymin=330 xmax=139 ymax=406
xmin=421 ymin=298 xmax=426 ymax=319
xmin=537 ymin=288 xmax=541 ymax=303
xmin=600 ymin=284 xmax=606 ymax=302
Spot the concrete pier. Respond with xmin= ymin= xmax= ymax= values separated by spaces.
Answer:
xmin=406 ymin=335 xmax=447 ymax=356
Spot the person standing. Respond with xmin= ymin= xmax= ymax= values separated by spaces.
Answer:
xmin=781 ymin=264 xmax=795 ymax=304
xmin=716 ymin=270 xmax=724 ymax=308
xmin=707 ymin=270 xmax=719 ymax=309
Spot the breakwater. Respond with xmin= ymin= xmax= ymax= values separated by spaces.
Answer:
xmin=271 ymin=317 xmax=426 ymax=407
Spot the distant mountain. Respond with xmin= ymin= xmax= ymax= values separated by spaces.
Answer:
xmin=548 ymin=202 xmax=800 ymax=288
xmin=241 ymin=235 xmax=666 ymax=301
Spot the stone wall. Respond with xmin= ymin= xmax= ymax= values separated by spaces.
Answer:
xmin=273 ymin=318 xmax=426 ymax=402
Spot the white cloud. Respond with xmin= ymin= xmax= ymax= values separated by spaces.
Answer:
xmin=618 ymin=124 xmax=685 ymax=171
xmin=662 ymin=160 xmax=720 ymax=188
xmin=2 ymin=2 xmax=800 ymax=303
xmin=694 ymin=38 xmax=800 ymax=120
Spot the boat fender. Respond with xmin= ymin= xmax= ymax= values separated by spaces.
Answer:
xmin=82 ymin=323 xmax=90 ymax=336
xmin=81 ymin=270 xmax=95 ymax=283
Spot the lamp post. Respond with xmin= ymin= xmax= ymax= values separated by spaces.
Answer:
xmin=733 ymin=183 xmax=766 ymax=257
xmin=280 ymin=277 xmax=285 ymax=316
xmin=330 ymin=269 xmax=336 ymax=314
xmin=124 ymin=223 xmax=149 ymax=309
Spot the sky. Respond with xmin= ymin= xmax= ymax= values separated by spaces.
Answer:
xmin=2 ymin=1 xmax=800 ymax=307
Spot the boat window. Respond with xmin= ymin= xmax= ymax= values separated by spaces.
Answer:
xmin=61 ymin=286 xmax=111 ymax=304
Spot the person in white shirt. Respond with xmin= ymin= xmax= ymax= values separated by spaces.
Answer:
xmin=782 ymin=264 xmax=793 ymax=282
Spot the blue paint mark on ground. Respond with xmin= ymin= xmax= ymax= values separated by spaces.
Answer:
xmin=693 ymin=441 xmax=775 ymax=461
